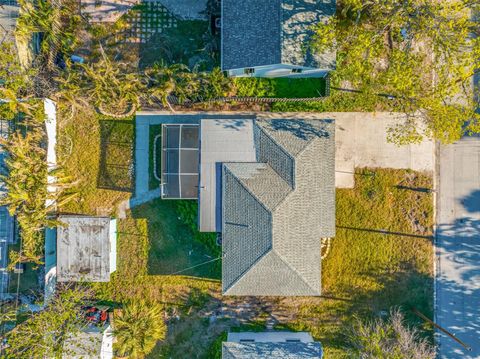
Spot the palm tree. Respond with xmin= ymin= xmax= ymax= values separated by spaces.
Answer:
xmin=56 ymin=47 xmax=143 ymax=118
xmin=145 ymin=62 xmax=199 ymax=112
xmin=198 ymin=67 xmax=233 ymax=100
xmin=113 ymin=300 xmax=167 ymax=358
xmin=0 ymin=126 xmax=78 ymax=264
xmin=16 ymin=0 xmax=80 ymax=69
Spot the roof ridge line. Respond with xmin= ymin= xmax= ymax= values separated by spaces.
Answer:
xmin=271 ymin=249 xmax=320 ymax=294
xmin=223 ymin=245 xmax=273 ymax=295
xmin=256 ymin=121 xmax=296 ymax=166
xmin=255 ymin=121 xmax=296 ymax=188
xmin=223 ymin=162 xmax=291 ymax=212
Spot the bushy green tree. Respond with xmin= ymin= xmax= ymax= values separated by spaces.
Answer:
xmin=3 ymin=286 xmax=90 ymax=359
xmin=313 ymin=0 xmax=480 ymax=143
xmin=113 ymin=300 xmax=167 ymax=358
xmin=145 ymin=62 xmax=199 ymax=111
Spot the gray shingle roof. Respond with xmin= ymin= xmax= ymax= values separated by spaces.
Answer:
xmin=222 ymin=118 xmax=335 ymax=296
xmin=222 ymin=342 xmax=323 ymax=358
xmin=221 ymin=0 xmax=336 ymax=71
xmin=56 ymin=216 xmax=113 ymax=282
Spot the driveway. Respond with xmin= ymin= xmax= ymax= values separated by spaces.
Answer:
xmin=436 ymin=136 xmax=480 ymax=358
xmin=329 ymin=112 xmax=435 ymax=187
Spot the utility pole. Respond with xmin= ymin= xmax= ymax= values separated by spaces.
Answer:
xmin=411 ymin=307 xmax=472 ymax=352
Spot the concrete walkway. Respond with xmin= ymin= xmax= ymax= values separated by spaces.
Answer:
xmin=436 ymin=136 xmax=480 ymax=358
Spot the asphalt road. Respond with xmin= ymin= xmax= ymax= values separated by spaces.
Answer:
xmin=436 ymin=136 xmax=480 ymax=358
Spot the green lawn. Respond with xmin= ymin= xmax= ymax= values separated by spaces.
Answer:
xmin=234 ymin=77 xmax=327 ymax=98
xmin=91 ymin=168 xmax=433 ymax=358
xmin=132 ymin=199 xmax=220 ymax=279
xmin=57 ymin=106 xmax=133 ymax=215
xmin=204 ymin=168 xmax=434 ymax=358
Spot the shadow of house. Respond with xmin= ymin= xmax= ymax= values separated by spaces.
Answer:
xmin=130 ymin=198 xmax=221 ymax=279
xmin=267 ymin=118 xmax=333 ymax=140
xmin=97 ymin=120 xmax=134 ymax=192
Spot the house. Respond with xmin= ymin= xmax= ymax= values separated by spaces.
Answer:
xmin=218 ymin=117 xmax=335 ymax=296
xmin=221 ymin=0 xmax=336 ymax=78
xmin=45 ymin=215 xmax=117 ymax=300
xmin=63 ymin=324 xmax=114 ymax=359
xmin=222 ymin=331 xmax=323 ymax=358
xmin=145 ymin=112 xmax=335 ymax=296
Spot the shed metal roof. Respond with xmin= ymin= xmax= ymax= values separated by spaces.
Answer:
xmin=56 ymin=216 xmax=113 ymax=282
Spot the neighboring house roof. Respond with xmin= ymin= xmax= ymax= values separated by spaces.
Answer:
xmin=221 ymin=0 xmax=336 ymax=71
xmin=222 ymin=342 xmax=323 ymax=359
xmin=56 ymin=216 xmax=115 ymax=282
xmin=222 ymin=117 xmax=335 ymax=296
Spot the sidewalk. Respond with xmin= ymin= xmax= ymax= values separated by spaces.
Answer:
xmin=436 ymin=136 xmax=480 ymax=358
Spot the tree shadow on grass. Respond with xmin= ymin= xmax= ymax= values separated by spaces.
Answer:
xmin=130 ymin=198 xmax=221 ymax=280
